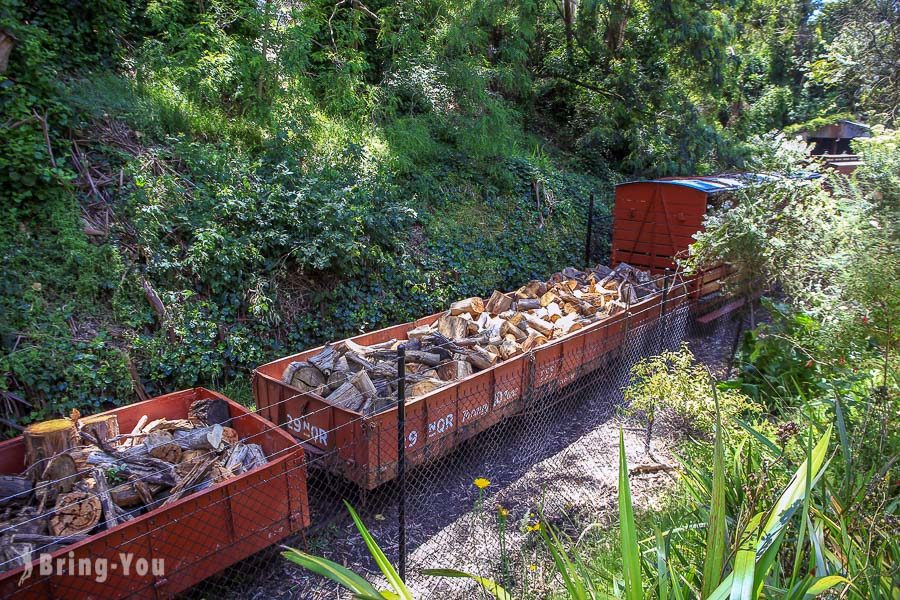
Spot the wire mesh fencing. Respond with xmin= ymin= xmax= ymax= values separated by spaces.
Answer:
xmin=0 ymin=273 xmax=709 ymax=600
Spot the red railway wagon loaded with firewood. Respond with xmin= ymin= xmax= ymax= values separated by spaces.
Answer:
xmin=254 ymin=267 xmax=691 ymax=490
xmin=0 ymin=389 xmax=310 ymax=600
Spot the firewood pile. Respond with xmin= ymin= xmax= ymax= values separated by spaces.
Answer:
xmin=282 ymin=263 xmax=659 ymax=414
xmin=0 ymin=398 xmax=267 ymax=571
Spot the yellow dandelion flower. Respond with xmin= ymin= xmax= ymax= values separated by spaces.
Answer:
xmin=497 ymin=506 xmax=509 ymax=518
xmin=527 ymin=522 xmax=542 ymax=532
xmin=528 ymin=564 xmax=537 ymax=572
xmin=473 ymin=477 xmax=491 ymax=489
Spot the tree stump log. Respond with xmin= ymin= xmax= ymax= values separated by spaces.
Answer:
xmin=50 ymin=491 xmax=101 ymax=537
xmin=24 ymin=419 xmax=78 ymax=477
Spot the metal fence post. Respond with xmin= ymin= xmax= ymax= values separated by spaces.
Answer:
xmin=396 ymin=345 xmax=407 ymax=582
xmin=584 ymin=192 xmax=595 ymax=268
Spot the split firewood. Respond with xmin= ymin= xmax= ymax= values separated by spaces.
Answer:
xmin=162 ymin=457 xmax=217 ymax=508
xmin=436 ymin=314 xmax=469 ymax=340
xmin=188 ymin=397 xmax=231 ymax=427
xmin=144 ymin=430 xmax=183 ymax=463
xmin=221 ymin=427 xmax=239 ymax=447
xmin=308 ymin=343 xmax=338 ymax=375
xmin=524 ymin=313 xmax=555 ymax=337
xmin=90 ymin=468 xmax=120 ymax=529
xmin=449 ymin=296 xmax=484 ymax=317
xmin=36 ymin=453 xmax=77 ymax=499
xmin=327 ymin=380 xmax=365 ymax=410
xmin=122 ymin=415 xmax=148 ymax=448
xmin=515 ymin=298 xmax=541 ymax=311
xmin=437 ymin=360 xmax=472 ymax=381
xmin=484 ymin=290 xmax=512 ymax=314
xmin=407 ymin=378 xmax=444 ymax=398
xmin=50 ymin=491 xmax=102 ymax=537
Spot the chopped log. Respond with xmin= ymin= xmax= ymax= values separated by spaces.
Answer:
xmin=539 ymin=291 xmax=559 ymax=307
xmin=516 ymin=280 xmax=546 ymax=299
xmin=406 ymin=325 xmax=432 ymax=341
xmin=437 ymin=360 xmax=472 ymax=381
xmin=78 ymin=414 xmax=119 ymax=442
xmin=407 ymin=378 xmax=444 ymax=397
xmin=308 ymin=343 xmax=338 ymax=375
xmin=327 ymin=380 xmax=365 ymax=409
xmin=352 ymin=370 xmax=378 ymax=397
xmin=172 ymin=425 xmax=224 ymax=451
xmin=546 ymin=302 xmax=563 ymax=321
xmin=403 ymin=350 xmax=442 ymax=367
xmin=464 ymin=346 xmax=497 ymax=370
xmin=24 ymin=419 xmax=78 ymax=476
xmin=501 ymin=320 xmax=527 ymax=341
xmin=143 ymin=418 xmax=194 ymax=433
xmin=0 ymin=476 xmax=32 ymax=507
xmin=484 ymin=290 xmax=513 ymax=314
xmin=524 ymin=314 xmax=555 ymax=336
xmin=188 ymin=397 xmax=231 ymax=427
xmin=345 ymin=352 xmax=376 ymax=373
xmin=436 ymin=314 xmax=469 ymax=340
xmin=144 ymin=430 xmax=183 ymax=463
xmin=242 ymin=444 xmax=267 ymax=472
xmin=450 ymin=296 xmax=485 ymax=317
xmin=283 ymin=361 xmax=327 ymax=393
xmin=50 ymin=491 xmax=101 ymax=537
xmin=499 ymin=339 xmax=521 ymax=360
xmin=90 ymin=468 xmax=119 ymax=529
xmin=162 ymin=457 xmax=217 ymax=508
xmin=221 ymin=427 xmax=239 ymax=447
xmin=515 ymin=298 xmax=541 ymax=311
xmin=36 ymin=453 xmax=77 ymax=498
xmin=85 ymin=452 xmax=177 ymax=487
xmin=327 ymin=369 xmax=350 ymax=392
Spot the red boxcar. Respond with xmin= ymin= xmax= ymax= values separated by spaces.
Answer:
xmin=0 ymin=388 xmax=309 ymax=599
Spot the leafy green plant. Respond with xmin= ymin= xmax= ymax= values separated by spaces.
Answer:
xmin=283 ymin=501 xmax=509 ymax=599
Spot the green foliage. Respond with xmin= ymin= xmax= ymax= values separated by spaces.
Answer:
xmin=623 ymin=345 xmax=759 ymax=438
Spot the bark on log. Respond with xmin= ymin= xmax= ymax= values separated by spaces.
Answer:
xmin=172 ymin=425 xmax=224 ymax=451
xmin=484 ymin=290 xmax=513 ymax=315
xmin=90 ymin=468 xmax=120 ymax=529
xmin=437 ymin=360 xmax=472 ymax=381
xmin=78 ymin=414 xmax=119 ymax=442
xmin=436 ymin=314 xmax=469 ymax=340
xmin=407 ymin=378 xmax=444 ymax=397
xmin=308 ymin=343 xmax=338 ymax=375
xmin=0 ymin=476 xmax=31 ymax=506
xmin=24 ymin=419 xmax=78 ymax=476
xmin=188 ymin=398 xmax=231 ymax=427
xmin=144 ymin=430 xmax=183 ymax=463
xmin=122 ymin=415 xmax=148 ymax=448
xmin=515 ymin=299 xmax=541 ymax=311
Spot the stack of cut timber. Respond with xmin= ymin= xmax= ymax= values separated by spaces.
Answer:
xmin=0 ymin=399 xmax=267 ymax=571
xmin=282 ymin=263 xmax=659 ymax=413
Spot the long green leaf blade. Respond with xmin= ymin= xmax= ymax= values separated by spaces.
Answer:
xmin=344 ymin=501 xmax=413 ymax=600
xmin=282 ymin=547 xmax=385 ymax=600
xmin=619 ymin=428 xmax=644 ymax=600
xmin=422 ymin=568 xmax=512 ymax=600
xmin=729 ymin=513 xmax=762 ymax=600
xmin=702 ymin=387 xmax=727 ymax=598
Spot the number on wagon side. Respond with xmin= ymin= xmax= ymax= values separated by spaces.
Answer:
xmin=285 ymin=412 xmax=329 ymax=446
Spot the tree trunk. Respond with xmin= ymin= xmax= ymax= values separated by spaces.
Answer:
xmin=24 ymin=419 xmax=78 ymax=478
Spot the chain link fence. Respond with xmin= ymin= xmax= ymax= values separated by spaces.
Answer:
xmin=1 ymin=274 xmax=712 ymax=600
